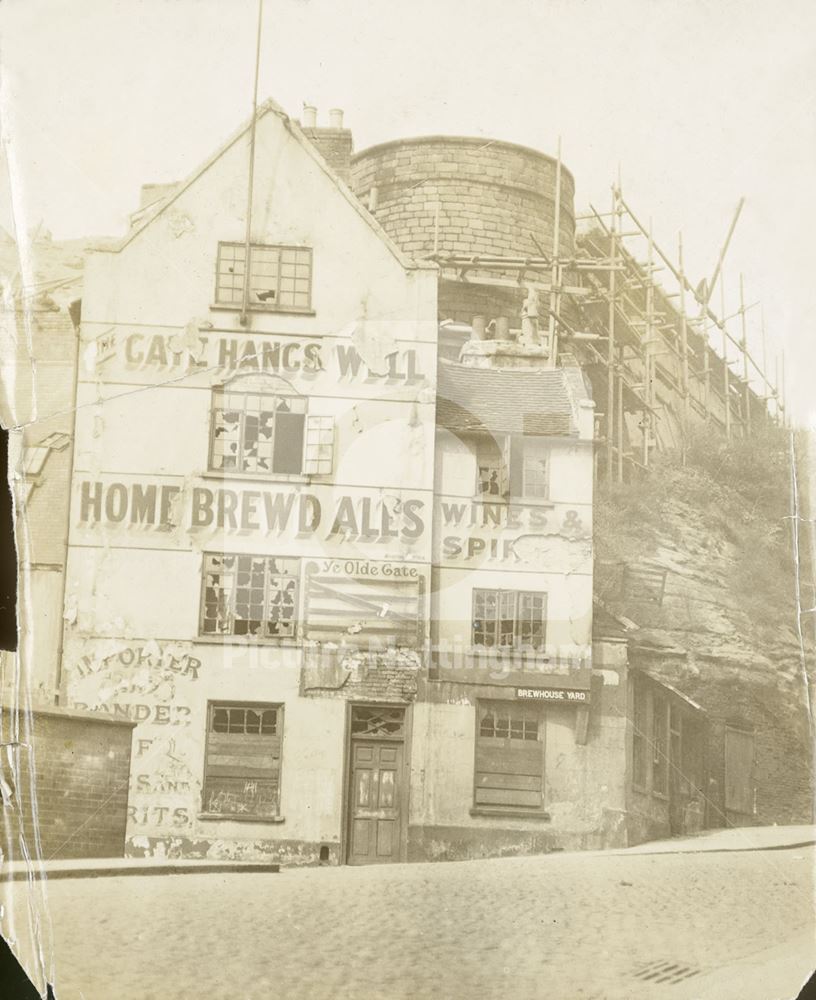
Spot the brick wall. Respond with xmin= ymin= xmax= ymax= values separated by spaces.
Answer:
xmin=352 ymin=136 xmax=575 ymax=258
xmin=301 ymin=649 xmax=421 ymax=702
xmin=0 ymin=705 xmax=134 ymax=860
xmin=302 ymin=127 xmax=354 ymax=184
xmin=351 ymin=136 xmax=576 ymax=326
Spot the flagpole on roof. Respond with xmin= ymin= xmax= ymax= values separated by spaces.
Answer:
xmin=240 ymin=0 xmax=265 ymax=326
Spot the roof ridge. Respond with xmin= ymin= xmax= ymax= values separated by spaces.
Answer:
xmin=91 ymin=98 xmax=434 ymax=273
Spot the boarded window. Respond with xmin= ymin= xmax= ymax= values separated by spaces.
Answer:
xmin=215 ymin=243 xmax=313 ymax=311
xmin=210 ymin=387 xmax=307 ymax=475
xmin=303 ymin=566 xmax=424 ymax=648
xmin=724 ymin=727 xmax=754 ymax=814
xmin=201 ymin=553 xmax=299 ymax=640
xmin=472 ymin=589 xmax=547 ymax=650
xmin=202 ymin=702 xmax=282 ymax=818
xmin=474 ymin=702 xmax=544 ymax=811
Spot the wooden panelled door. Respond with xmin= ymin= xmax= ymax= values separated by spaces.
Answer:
xmin=346 ymin=706 xmax=406 ymax=865
xmin=724 ymin=726 xmax=755 ymax=816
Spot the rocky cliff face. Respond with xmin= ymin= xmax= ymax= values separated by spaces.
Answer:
xmin=595 ymin=426 xmax=814 ymax=826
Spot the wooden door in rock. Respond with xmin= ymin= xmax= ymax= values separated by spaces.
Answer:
xmin=724 ymin=726 xmax=755 ymax=816
xmin=346 ymin=706 xmax=406 ymax=865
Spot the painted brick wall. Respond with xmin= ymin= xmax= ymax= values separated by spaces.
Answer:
xmin=0 ymin=705 xmax=135 ymax=860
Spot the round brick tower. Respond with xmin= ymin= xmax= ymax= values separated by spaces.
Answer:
xmin=350 ymin=136 xmax=576 ymax=328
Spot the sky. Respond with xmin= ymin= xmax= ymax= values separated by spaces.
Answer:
xmin=1 ymin=0 xmax=814 ymax=421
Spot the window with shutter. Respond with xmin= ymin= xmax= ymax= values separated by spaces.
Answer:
xmin=474 ymin=702 xmax=545 ymax=812
xmin=201 ymin=702 xmax=283 ymax=818
xmin=303 ymin=416 xmax=335 ymax=475
xmin=521 ymin=437 xmax=549 ymax=499
xmin=210 ymin=385 xmax=307 ymax=475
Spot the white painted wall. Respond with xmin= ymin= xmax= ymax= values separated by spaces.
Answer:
xmin=62 ymin=106 xmax=438 ymax=857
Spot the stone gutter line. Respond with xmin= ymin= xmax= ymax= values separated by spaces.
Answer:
xmin=607 ymin=838 xmax=816 ymax=859
xmin=1 ymin=860 xmax=280 ymax=881
xmin=2 ymin=837 xmax=813 ymax=881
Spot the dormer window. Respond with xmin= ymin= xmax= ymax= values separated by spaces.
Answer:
xmin=215 ymin=243 xmax=313 ymax=312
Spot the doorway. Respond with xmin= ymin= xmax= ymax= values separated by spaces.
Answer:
xmin=345 ymin=705 xmax=408 ymax=865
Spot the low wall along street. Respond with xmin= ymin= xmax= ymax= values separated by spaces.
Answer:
xmin=0 ymin=705 xmax=135 ymax=860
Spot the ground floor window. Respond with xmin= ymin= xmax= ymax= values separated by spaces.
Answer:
xmin=474 ymin=701 xmax=545 ymax=812
xmin=201 ymin=701 xmax=283 ymax=818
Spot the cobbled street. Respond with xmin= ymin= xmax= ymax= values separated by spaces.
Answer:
xmin=4 ymin=844 xmax=814 ymax=1000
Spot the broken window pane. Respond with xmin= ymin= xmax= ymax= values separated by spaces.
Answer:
xmin=210 ymin=387 xmax=307 ymax=476
xmin=201 ymin=553 xmax=300 ymax=641
xmin=472 ymin=588 xmax=547 ymax=651
xmin=215 ymin=243 xmax=312 ymax=310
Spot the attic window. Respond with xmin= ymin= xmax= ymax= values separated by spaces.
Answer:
xmin=215 ymin=242 xmax=313 ymax=312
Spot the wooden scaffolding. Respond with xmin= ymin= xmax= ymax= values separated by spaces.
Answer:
xmin=423 ymin=162 xmax=786 ymax=483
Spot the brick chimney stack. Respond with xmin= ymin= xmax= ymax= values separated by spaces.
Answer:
xmin=300 ymin=106 xmax=353 ymax=185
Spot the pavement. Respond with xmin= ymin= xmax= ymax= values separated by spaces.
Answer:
xmin=1 ymin=856 xmax=280 ymax=882
xmin=3 ymin=823 xmax=812 ymax=881
xmin=0 ymin=826 xmax=813 ymax=1000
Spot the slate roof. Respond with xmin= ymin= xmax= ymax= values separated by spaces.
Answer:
xmin=436 ymin=358 xmax=589 ymax=437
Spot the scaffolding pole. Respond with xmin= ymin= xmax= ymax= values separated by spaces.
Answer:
xmin=720 ymin=276 xmax=731 ymax=439
xmin=782 ymin=350 xmax=787 ymax=428
xmin=678 ymin=232 xmax=690 ymax=461
xmin=606 ymin=187 xmax=618 ymax=480
xmin=616 ymin=368 xmax=624 ymax=481
xmin=642 ymin=219 xmax=655 ymax=466
xmin=704 ymin=198 xmax=745 ymax=308
xmin=616 ymin=194 xmax=769 ymax=387
xmin=761 ymin=306 xmax=770 ymax=425
xmin=548 ymin=137 xmax=563 ymax=366
xmin=739 ymin=273 xmax=751 ymax=436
